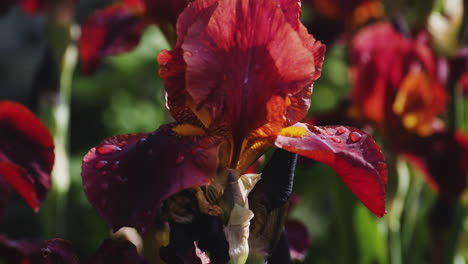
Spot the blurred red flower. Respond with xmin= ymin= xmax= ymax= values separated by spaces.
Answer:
xmin=0 ymin=101 xmax=54 ymax=214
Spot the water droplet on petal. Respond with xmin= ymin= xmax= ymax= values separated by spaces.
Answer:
xmin=176 ymin=155 xmax=185 ymax=165
xmin=117 ymin=175 xmax=128 ymax=183
xmin=243 ymin=76 xmax=249 ymax=84
xmin=137 ymin=138 xmax=147 ymax=148
xmin=349 ymin=131 xmax=362 ymax=142
xmin=326 ymin=129 xmax=335 ymax=135
xmin=112 ymin=161 xmax=120 ymax=171
xmin=94 ymin=160 xmax=108 ymax=169
xmin=319 ymin=135 xmax=328 ymax=140
xmin=192 ymin=147 xmax=204 ymax=156
xmin=184 ymin=51 xmax=192 ymax=57
xmin=337 ymin=127 xmax=346 ymax=134
xmin=331 ymin=137 xmax=341 ymax=143
xmin=97 ymin=145 xmax=122 ymax=155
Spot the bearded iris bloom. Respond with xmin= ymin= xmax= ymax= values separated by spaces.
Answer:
xmin=81 ymin=0 xmax=387 ymax=262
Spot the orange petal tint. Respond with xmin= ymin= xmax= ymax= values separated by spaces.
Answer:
xmin=82 ymin=124 xmax=221 ymax=232
xmin=274 ymin=123 xmax=387 ymax=217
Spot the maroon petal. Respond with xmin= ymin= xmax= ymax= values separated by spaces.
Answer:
xmin=284 ymin=219 xmax=310 ymax=261
xmin=0 ymin=234 xmax=41 ymax=264
xmin=88 ymin=239 xmax=148 ymax=264
xmin=41 ymin=239 xmax=79 ymax=264
xmin=82 ymin=123 xmax=221 ymax=232
xmin=0 ymin=101 xmax=54 ymax=212
xmin=273 ymin=123 xmax=387 ymax=217
xmin=400 ymin=131 xmax=468 ymax=200
xmin=78 ymin=4 xmax=150 ymax=74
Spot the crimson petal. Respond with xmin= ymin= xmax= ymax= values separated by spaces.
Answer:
xmin=78 ymin=4 xmax=149 ymax=74
xmin=273 ymin=123 xmax=387 ymax=217
xmin=0 ymin=101 xmax=54 ymax=212
xmin=284 ymin=219 xmax=310 ymax=261
xmin=82 ymin=123 xmax=221 ymax=232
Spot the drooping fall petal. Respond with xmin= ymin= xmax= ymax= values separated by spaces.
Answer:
xmin=0 ymin=234 xmax=41 ymax=264
xmin=78 ymin=4 xmax=150 ymax=74
xmin=0 ymin=101 xmax=54 ymax=212
xmin=82 ymin=123 xmax=221 ymax=232
xmin=273 ymin=123 xmax=387 ymax=217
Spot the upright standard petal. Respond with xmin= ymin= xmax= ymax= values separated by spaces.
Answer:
xmin=0 ymin=101 xmax=54 ymax=212
xmin=160 ymin=0 xmax=325 ymax=142
xmin=82 ymin=123 xmax=221 ymax=232
xmin=273 ymin=123 xmax=387 ymax=217
xmin=79 ymin=4 xmax=149 ymax=74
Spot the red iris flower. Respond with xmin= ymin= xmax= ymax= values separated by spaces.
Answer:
xmin=0 ymin=0 xmax=47 ymax=15
xmin=350 ymin=22 xmax=468 ymax=199
xmin=78 ymin=0 xmax=192 ymax=74
xmin=82 ymin=0 xmax=387 ymax=260
xmin=0 ymin=101 xmax=54 ymax=215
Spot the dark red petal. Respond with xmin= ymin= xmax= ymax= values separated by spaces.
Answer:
xmin=0 ymin=234 xmax=41 ymax=263
xmin=284 ymin=219 xmax=310 ymax=261
xmin=82 ymin=123 xmax=221 ymax=232
xmin=88 ymin=239 xmax=148 ymax=264
xmin=78 ymin=4 xmax=149 ymax=74
xmin=274 ymin=123 xmax=387 ymax=217
xmin=0 ymin=162 xmax=40 ymax=212
xmin=400 ymin=131 xmax=468 ymax=200
xmin=20 ymin=0 xmax=47 ymax=14
xmin=0 ymin=101 xmax=54 ymax=211
xmin=41 ymin=239 xmax=79 ymax=264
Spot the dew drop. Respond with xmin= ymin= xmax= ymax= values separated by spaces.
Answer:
xmin=136 ymin=138 xmax=147 ymax=148
xmin=94 ymin=160 xmax=108 ymax=169
xmin=337 ymin=127 xmax=346 ymax=134
xmin=326 ymin=130 xmax=335 ymax=136
xmin=184 ymin=51 xmax=192 ymax=57
xmin=331 ymin=137 xmax=341 ymax=143
xmin=349 ymin=131 xmax=362 ymax=142
xmin=175 ymin=155 xmax=185 ymax=165
xmin=97 ymin=145 xmax=122 ymax=155
xmin=117 ymin=175 xmax=128 ymax=183
xmin=319 ymin=135 xmax=328 ymax=140
xmin=243 ymin=76 xmax=249 ymax=84
xmin=192 ymin=147 xmax=204 ymax=156
xmin=112 ymin=161 xmax=120 ymax=171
